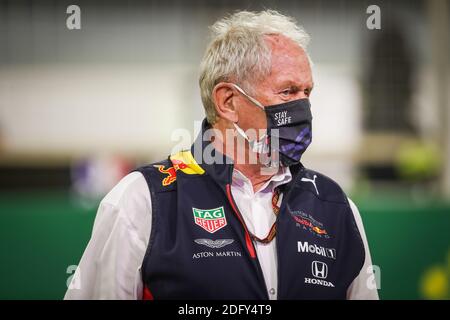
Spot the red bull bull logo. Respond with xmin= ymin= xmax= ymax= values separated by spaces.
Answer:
xmin=154 ymin=164 xmax=178 ymax=186
xmin=290 ymin=210 xmax=329 ymax=238
xmin=312 ymin=226 xmax=327 ymax=235
xmin=154 ymin=151 xmax=205 ymax=186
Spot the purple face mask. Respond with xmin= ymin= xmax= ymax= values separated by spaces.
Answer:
xmin=232 ymin=84 xmax=313 ymax=167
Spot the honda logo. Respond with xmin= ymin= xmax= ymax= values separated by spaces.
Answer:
xmin=311 ymin=261 xmax=328 ymax=279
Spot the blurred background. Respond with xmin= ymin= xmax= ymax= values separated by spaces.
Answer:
xmin=0 ymin=0 xmax=449 ymax=299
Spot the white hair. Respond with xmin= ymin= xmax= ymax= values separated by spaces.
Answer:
xmin=199 ymin=10 xmax=311 ymax=124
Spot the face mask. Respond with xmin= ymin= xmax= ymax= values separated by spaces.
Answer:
xmin=232 ymin=83 xmax=313 ymax=167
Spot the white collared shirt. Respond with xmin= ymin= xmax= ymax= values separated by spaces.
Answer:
xmin=231 ymin=167 xmax=290 ymax=300
xmin=65 ymin=168 xmax=379 ymax=300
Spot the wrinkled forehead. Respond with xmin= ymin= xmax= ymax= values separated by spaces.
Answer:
xmin=263 ymin=34 xmax=312 ymax=85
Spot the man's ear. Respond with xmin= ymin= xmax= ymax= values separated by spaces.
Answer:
xmin=212 ymin=83 xmax=239 ymax=123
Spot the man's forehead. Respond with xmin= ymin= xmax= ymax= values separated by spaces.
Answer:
xmin=264 ymin=35 xmax=312 ymax=86
xmin=264 ymin=34 xmax=305 ymax=55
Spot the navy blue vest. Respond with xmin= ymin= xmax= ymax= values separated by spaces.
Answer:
xmin=136 ymin=121 xmax=365 ymax=300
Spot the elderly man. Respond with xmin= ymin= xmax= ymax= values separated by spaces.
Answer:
xmin=65 ymin=10 xmax=378 ymax=300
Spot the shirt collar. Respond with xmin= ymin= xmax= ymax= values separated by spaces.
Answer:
xmin=232 ymin=166 xmax=292 ymax=192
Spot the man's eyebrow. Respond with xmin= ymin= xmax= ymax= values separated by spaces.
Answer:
xmin=281 ymin=80 xmax=314 ymax=89
xmin=277 ymin=80 xmax=301 ymax=88
xmin=275 ymin=79 xmax=314 ymax=91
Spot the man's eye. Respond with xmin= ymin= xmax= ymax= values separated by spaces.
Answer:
xmin=280 ymin=88 xmax=296 ymax=96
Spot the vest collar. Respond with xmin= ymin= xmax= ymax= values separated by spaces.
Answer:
xmin=190 ymin=119 xmax=234 ymax=186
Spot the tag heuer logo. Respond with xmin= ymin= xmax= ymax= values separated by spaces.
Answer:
xmin=193 ymin=206 xmax=227 ymax=233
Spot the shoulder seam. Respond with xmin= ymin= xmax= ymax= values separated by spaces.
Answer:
xmin=101 ymin=171 xmax=147 ymax=208
xmin=299 ymin=168 xmax=349 ymax=205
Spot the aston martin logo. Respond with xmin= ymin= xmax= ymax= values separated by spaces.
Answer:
xmin=194 ymin=239 xmax=234 ymax=249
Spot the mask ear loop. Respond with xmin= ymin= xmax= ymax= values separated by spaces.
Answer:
xmin=231 ymin=83 xmax=265 ymax=109
xmin=231 ymin=83 xmax=269 ymax=154
xmin=233 ymin=122 xmax=269 ymax=154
